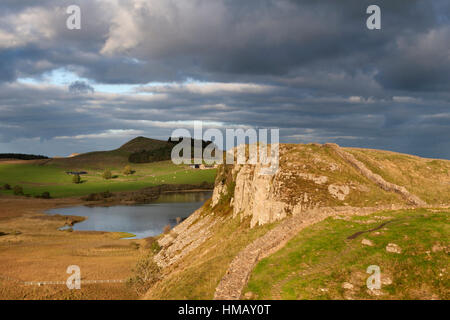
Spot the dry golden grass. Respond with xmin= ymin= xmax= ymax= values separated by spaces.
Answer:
xmin=347 ymin=148 xmax=450 ymax=205
xmin=0 ymin=196 xmax=141 ymax=299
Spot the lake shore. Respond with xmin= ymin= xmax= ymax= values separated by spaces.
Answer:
xmin=48 ymin=190 xmax=212 ymax=239
xmin=0 ymin=181 xmax=208 ymax=300
xmin=79 ymin=182 xmax=214 ymax=207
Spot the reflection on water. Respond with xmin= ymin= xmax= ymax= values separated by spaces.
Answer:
xmin=47 ymin=191 xmax=212 ymax=239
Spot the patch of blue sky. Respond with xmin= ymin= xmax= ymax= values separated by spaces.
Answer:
xmin=17 ymin=68 xmax=205 ymax=95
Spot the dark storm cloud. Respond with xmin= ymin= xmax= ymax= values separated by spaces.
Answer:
xmin=0 ymin=0 xmax=449 ymax=158
xmin=68 ymin=81 xmax=94 ymax=94
xmin=1 ymin=0 xmax=447 ymax=87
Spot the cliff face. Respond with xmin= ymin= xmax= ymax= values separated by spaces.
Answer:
xmin=210 ymin=143 xmax=435 ymax=227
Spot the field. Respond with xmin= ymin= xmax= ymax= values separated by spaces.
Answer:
xmin=244 ymin=208 xmax=449 ymax=300
xmin=0 ymin=160 xmax=216 ymax=198
xmin=0 ymin=196 xmax=143 ymax=299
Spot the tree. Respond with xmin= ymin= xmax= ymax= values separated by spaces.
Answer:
xmin=123 ymin=165 xmax=133 ymax=175
xmin=102 ymin=170 xmax=112 ymax=180
xmin=3 ymin=184 xmax=11 ymax=190
xmin=72 ymin=174 xmax=81 ymax=184
xmin=13 ymin=185 xmax=23 ymax=195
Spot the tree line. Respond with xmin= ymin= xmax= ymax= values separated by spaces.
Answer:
xmin=128 ymin=138 xmax=213 ymax=164
xmin=0 ymin=153 xmax=49 ymax=160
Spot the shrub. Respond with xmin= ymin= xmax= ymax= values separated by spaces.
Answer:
xmin=102 ymin=170 xmax=112 ymax=180
xmin=101 ymin=190 xmax=113 ymax=198
xmin=41 ymin=191 xmax=51 ymax=199
xmin=150 ymin=241 xmax=161 ymax=254
xmin=163 ymin=224 xmax=171 ymax=234
xmin=13 ymin=185 xmax=23 ymax=195
xmin=126 ymin=254 xmax=161 ymax=295
xmin=144 ymin=237 xmax=162 ymax=254
xmin=72 ymin=174 xmax=81 ymax=184
xmin=3 ymin=184 xmax=11 ymax=190
xmin=123 ymin=165 xmax=133 ymax=175
xmin=130 ymin=242 xmax=140 ymax=250
xmin=82 ymin=191 xmax=113 ymax=201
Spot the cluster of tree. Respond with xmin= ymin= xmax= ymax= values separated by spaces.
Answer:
xmin=101 ymin=166 xmax=133 ymax=180
xmin=168 ymin=137 xmax=213 ymax=149
xmin=0 ymin=153 xmax=48 ymax=160
xmin=128 ymin=137 xmax=214 ymax=164
xmin=128 ymin=146 xmax=173 ymax=163
xmin=1 ymin=183 xmax=50 ymax=199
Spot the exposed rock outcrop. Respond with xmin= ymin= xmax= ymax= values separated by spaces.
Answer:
xmin=328 ymin=184 xmax=350 ymax=201
xmin=154 ymin=208 xmax=220 ymax=268
xmin=210 ymin=143 xmax=428 ymax=228
xmin=232 ymin=164 xmax=289 ymax=227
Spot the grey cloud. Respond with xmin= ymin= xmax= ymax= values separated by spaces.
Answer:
xmin=0 ymin=0 xmax=449 ymax=159
xmin=0 ymin=81 xmax=448 ymax=158
xmin=68 ymin=81 xmax=94 ymax=94
xmin=0 ymin=0 xmax=446 ymax=89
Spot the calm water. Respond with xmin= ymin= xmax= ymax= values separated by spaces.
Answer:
xmin=46 ymin=191 xmax=212 ymax=239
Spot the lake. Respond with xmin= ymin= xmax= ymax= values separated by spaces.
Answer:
xmin=46 ymin=191 xmax=212 ymax=239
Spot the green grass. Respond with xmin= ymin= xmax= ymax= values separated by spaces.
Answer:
xmin=114 ymin=232 xmax=137 ymax=239
xmin=0 ymin=161 xmax=216 ymax=198
xmin=244 ymin=208 xmax=449 ymax=300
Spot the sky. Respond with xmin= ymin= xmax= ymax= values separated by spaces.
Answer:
xmin=0 ymin=0 xmax=449 ymax=158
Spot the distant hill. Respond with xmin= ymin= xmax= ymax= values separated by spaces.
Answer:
xmin=47 ymin=137 xmax=171 ymax=169
xmin=118 ymin=136 xmax=172 ymax=153
xmin=48 ymin=136 xmax=215 ymax=169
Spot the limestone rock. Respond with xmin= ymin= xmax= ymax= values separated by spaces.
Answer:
xmin=328 ymin=184 xmax=350 ymax=201
xmin=386 ymin=243 xmax=402 ymax=254
xmin=381 ymin=276 xmax=393 ymax=285
xmin=342 ymin=282 xmax=354 ymax=290
xmin=211 ymin=181 xmax=227 ymax=207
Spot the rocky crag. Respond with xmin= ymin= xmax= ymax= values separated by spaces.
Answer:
xmin=146 ymin=143 xmax=449 ymax=299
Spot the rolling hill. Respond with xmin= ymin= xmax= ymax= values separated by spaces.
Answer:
xmin=48 ymin=136 xmax=215 ymax=169
xmin=48 ymin=137 xmax=173 ymax=169
xmin=0 ymin=137 xmax=218 ymax=198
